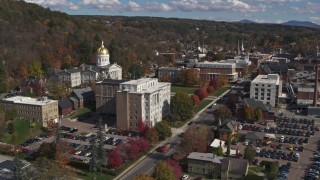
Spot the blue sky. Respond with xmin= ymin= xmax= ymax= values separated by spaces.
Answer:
xmin=26 ymin=0 xmax=320 ymax=24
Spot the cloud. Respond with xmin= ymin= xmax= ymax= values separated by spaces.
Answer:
xmin=291 ymin=2 xmax=320 ymax=14
xmin=26 ymin=0 xmax=268 ymax=13
xmin=309 ymin=16 xmax=320 ymax=23
xmin=25 ymin=0 xmax=79 ymax=10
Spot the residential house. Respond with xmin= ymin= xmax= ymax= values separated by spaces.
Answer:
xmin=58 ymin=98 xmax=73 ymax=116
xmin=187 ymin=152 xmax=249 ymax=179
xmin=236 ymin=98 xmax=274 ymax=121
xmin=220 ymin=158 xmax=249 ymax=179
xmin=69 ymin=87 xmax=95 ymax=109
xmin=187 ymin=152 xmax=223 ymax=177
xmin=215 ymin=119 xmax=237 ymax=141
xmin=19 ymin=76 xmax=47 ymax=95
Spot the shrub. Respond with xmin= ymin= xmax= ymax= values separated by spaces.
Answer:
xmin=207 ymin=86 xmax=215 ymax=93
xmin=192 ymin=95 xmax=200 ymax=105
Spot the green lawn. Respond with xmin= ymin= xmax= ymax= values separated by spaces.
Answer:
xmin=1 ymin=118 xmax=43 ymax=144
xmin=249 ymin=166 xmax=264 ymax=173
xmin=213 ymin=85 xmax=230 ymax=96
xmin=244 ymin=174 xmax=264 ymax=180
xmin=193 ymin=99 xmax=213 ymax=113
xmin=171 ymin=86 xmax=196 ymax=94
xmin=68 ymin=107 xmax=92 ymax=119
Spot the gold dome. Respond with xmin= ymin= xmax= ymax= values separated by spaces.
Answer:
xmin=97 ymin=41 xmax=109 ymax=55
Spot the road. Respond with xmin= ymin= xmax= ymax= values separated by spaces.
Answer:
xmin=119 ymin=102 xmax=222 ymax=180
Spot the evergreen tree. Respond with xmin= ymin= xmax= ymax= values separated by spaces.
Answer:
xmin=13 ymin=156 xmax=25 ymax=180
xmin=55 ymin=123 xmax=60 ymax=142
xmin=0 ymin=55 xmax=7 ymax=93
xmin=226 ymin=137 xmax=231 ymax=157
xmin=96 ymin=118 xmax=106 ymax=175
xmin=89 ymin=136 xmax=98 ymax=178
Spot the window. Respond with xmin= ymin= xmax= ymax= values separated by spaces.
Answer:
xmin=268 ymin=85 xmax=271 ymax=87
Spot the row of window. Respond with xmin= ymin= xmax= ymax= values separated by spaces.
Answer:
xmin=255 ymin=84 xmax=272 ymax=87
xmin=254 ymin=96 xmax=271 ymax=100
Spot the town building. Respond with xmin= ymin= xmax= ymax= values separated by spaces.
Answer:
xmin=158 ymin=66 xmax=182 ymax=83
xmin=187 ymin=152 xmax=248 ymax=179
xmin=250 ymin=74 xmax=282 ymax=107
xmin=69 ymin=87 xmax=95 ymax=109
xmin=79 ymin=41 xmax=122 ymax=81
xmin=58 ymin=98 xmax=73 ymax=116
xmin=58 ymin=68 xmax=81 ymax=87
xmin=195 ymin=61 xmax=238 ymax=82
xmin=0 ymin=96 xmax=58 ymax=127
xmin=158 ymin=66 xmax=200 ymax=83
xmin=95 ymin=79 xmax=127 ymax=115
xmin=236 ymin=98 xmax=274 ymax=121
xmin=58 ymin=41 xmax=122 ymax=87
xmin=116 ymin=78 xmax=171 ymax=131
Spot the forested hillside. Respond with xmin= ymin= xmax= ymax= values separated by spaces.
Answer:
xmin=0 ymin=0 xmax=319 ymax=84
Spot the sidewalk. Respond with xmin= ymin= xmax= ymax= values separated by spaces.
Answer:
xmin=114 ymin=89 xmax=231 ymax=179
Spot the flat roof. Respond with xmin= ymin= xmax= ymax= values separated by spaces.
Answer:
xmin=251 ymin=74 xmax=280 ymax=84
xmin=196 ymin=61 xmax=235 ymax=68
xmin=2 ymin=96 xmax=57 ymax=106
xmin=121 ymin=78 xmax=157 ymax=86
xmin=187 ymin=152 xmax=224 ymax=164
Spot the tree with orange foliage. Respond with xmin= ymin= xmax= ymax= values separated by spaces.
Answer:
xmin=181 ymin=125 xmax=213 ymax=154
xmin=207 ymin=86 xmax=215 ymax=94
xmin=216 ymin=75 xmax=228 ymax=86
xmin=160 ymin=74 xmax=170 ymax=82
xmin=55 ymin=140 xmax=72 ymax=166
xmin=195 ymin=88 xmax=208 ymax=100
xmin=134 ymin=173 xmax=154 ymax=180
xmin=192 ymin=94 xmax=200 ymax=105
xmin=209 ymin=79 xmax=219 ymax=89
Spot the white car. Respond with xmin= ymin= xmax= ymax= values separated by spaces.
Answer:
xmin=74 ymin=151 xmax=82 ymax=155
xmin=85 ymin=152 xmax=91 ymax=157
xmin=182 ymin=174 xmax=189 ymax=180
xmin=256 ymin=148 xmax=261 ymax=153
xmin=83 ymin=159 xmax=90 ymax=163
xmin=238 ymin=124 xmax=243 ymax=130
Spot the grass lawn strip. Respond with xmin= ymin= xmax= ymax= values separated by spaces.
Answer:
xmin=68 ymin=107 xmax=92 ymax=119
xmin=171 ymin=86 xmax=196 ymax=94
xmin=193 ymin=99 xmax=213 ymax=113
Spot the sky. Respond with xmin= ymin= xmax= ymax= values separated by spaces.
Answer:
xmin=25 ymin=0 xmax=320 ymax=24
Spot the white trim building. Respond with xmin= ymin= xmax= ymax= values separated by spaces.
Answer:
xmin=250 ymin=74 xmax=282 ymax=107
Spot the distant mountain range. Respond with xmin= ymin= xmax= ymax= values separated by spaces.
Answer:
xmin=282 ymin=20 xmax=320 ymax=29
xmin=236 ymin=19 xmax=320 ymax=29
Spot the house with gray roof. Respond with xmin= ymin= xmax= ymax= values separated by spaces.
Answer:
xmin=187 ymin=152 xmax=248 ymax=179
xmin=221 ymin=158 xmax=249 ymax=179
xmin=236 ymin=98 xmax=274 ymax=121
xmin=69 ymin=87 xmax=95 ymax=109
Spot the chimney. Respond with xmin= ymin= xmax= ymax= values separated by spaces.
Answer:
xmin=313 ymin=65 xmax=319 ymax=107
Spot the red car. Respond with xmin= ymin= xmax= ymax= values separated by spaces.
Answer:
xmin=270 ymin=144 xmax=277 ymax=149
xmin=160 ymin=146 xmax=167 ymax=152
xmin=20 ymin=147 xmax=28 ymax=153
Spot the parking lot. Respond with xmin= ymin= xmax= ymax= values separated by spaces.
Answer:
xmin=238 ymin=115 xmax=320 ymax=180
